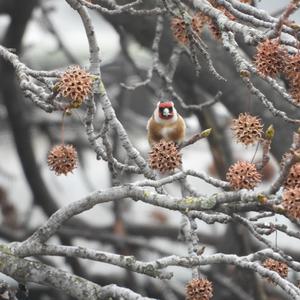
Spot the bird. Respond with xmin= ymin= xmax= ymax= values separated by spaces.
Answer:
xmin=147 ymin=101 xmax=186 ymax=146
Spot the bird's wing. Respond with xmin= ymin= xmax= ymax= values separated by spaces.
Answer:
xmin=179 ymin=114 xmax=186 ymax=129
xmin=146 ymin=116 xmax=153 ymax=130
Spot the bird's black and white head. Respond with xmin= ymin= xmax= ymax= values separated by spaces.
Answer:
xmin=154 ymin=101 xmax=178 ymax=123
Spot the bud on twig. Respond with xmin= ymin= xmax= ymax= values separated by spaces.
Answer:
xmin=257 ymin=194 xmax=267 ymax=204
xmin=240 ymin=69 xmax=250 ymax=78
xmin=201 ymin=128 xmax=212 ymax=138
xmin=265 ymin=125 xmax=275 ymax=140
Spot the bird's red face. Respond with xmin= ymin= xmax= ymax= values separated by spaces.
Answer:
xmin=158 ymin=101 xmax=175 ymax=120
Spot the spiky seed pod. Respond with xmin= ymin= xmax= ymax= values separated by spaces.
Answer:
xmin=48 ymin=144 xmax=78 ymax=175
xmin=208 ymin=0 xmax=217 ymax=5
xmin=282 ymin=187 xmax=300 ymax=219
xmin=231 ymin=113 xmax=263 ymax=145
xmin=191 ymin=12 xmax=208 ymax=35
xmin=226 ymin=161 xmax=262 ymax=190
xmin=254 ymin=39 xmax=287 ymax=78
xmin=171 ymin=17 xmax=188 ymax=44
xmin=284 ymin=55 xmax=300 ymax=105
xmin=289 ymin=77 xmax=300 ymax=106
xmin=208 ymin=20 xmax=221 ymax=40
xmin=56 ymin=66 xmax=93 ymax=109
xmin=262 ymin=258 xmax=288 ymax=282
xmin=208 ymin=6 xmax=235 ymax=39
xmin=171 ymin=14 xmax=207 ymax=44
xmin=285 ymin=162 xmax=300 ymax=189
xmin=186 ymin=278 xmax=213 ymax=300
xmin=148 ymin=140 xmax=182 ymax=173
xmin=284 ymin=53 xmax=300 ymax=80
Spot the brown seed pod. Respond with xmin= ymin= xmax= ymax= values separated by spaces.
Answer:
xmin=208 ymin=6 xmax=235 ymax=39
xmin=254 ymin=39 xmax=287 ymax=78
xmin=171 ymin=17 xmax=188 ymax=44
xmin=282 ymin=187 xmax=300 ymax=219
xmin=171 ymin=13 xmax=207 ymax=44
xmin=262 ymin=258 xmax=288 ymax=283
xmin=284 ymin=54 xmax=300 ymax=105
xmin=208 ymin=20 xmax=222 ymax=40
xmin=284 ymin=162 xmax=300 ymax=189
xmin=288 ymin=77 xmax=300 ymax=106
xmin=56 ymin=66 xmax=93 ymax=109
xmin=208 ymin=0 xmax=218 ymax=6
xmin=231 ymin=113 xmax=263 ymax=145
xmin=148 ymin=140 xmax=182 ymax=173
xmin=226 ymin=161 xmax=262 ymax=190
xmin=47 ymin=144 xmax=78 ymax=175
xmin=192 ymin=12 xmax=208 ymax=35
xmin=186 ymin=278 xmax=213 ymax=300
xmin=284 ymin=53 xmax=300 ymax=80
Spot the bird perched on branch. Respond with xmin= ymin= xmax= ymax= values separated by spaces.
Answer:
xmin=147 ymin=101 xmax=186 ymax=146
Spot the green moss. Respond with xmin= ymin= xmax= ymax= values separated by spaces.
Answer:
xmin=181 ymin=195 xmax=216 ymax=210
xmin=143 ymin=191 xmax=150 ymax=198
xmin=0 ymin=244 xmax=12 ymax=255
xmin=182 ymin=196 xmax=198 ymax=205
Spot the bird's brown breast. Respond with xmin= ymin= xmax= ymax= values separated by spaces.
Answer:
xmin=147 ymin=115 xmax=186 ymax=145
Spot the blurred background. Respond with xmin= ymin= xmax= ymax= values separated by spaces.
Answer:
xmin=0 ymin=0 xmax=299 ymax=299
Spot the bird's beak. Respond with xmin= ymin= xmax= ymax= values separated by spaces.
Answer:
xmin=162 ymin=108 xmax=170 ymax=116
